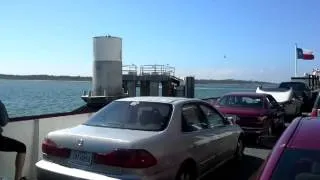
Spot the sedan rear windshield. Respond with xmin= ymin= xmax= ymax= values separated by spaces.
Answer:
xmin=218 ymin=95 xmax=264 ymax=108
xmin=272 ymin=149 xmax=320 ymax=180
xmin=84 ymin=101 xmax=173 ymax=131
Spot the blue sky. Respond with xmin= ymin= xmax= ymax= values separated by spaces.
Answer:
xmin=0 ymin=0 xmax=319 ymax=82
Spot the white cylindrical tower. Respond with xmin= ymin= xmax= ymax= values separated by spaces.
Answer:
xmin=92 ymin=36 xmax=122 ymax=96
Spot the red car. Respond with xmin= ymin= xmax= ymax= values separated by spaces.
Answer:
xmin=215 ymin=92 xmax=285 ymax=136
xmin=255 ymin=117 xmax=320 ymax=180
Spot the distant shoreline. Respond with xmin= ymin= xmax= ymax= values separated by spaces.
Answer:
xmin=0 ymin=74 xmax=275 ymax=84
xmin=0 ymin=74 xmax=92 ymax=82
xmin=195 ymin=79 xmax=276 ymax=85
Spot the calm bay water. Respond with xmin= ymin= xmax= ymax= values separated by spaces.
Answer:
xmin=0 ymin=79 xmax=276 ymax=118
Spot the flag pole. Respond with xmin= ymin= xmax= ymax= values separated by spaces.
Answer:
xmin=295 ymin=43 xmax=298 ymax=77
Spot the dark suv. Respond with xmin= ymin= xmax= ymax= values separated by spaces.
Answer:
xmin=278 ymin=81 xmax=313 ymax=110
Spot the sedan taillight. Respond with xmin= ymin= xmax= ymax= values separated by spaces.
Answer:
xmin=94 ymin=149 xmax=157 ymax=168
xmin=42 ymin=138 xmax=71 ymax=158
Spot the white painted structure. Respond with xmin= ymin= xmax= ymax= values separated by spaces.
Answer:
xmin=92 ymin=36 xmax=123 ymax=96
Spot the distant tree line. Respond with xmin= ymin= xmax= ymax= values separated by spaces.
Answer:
xmin=0 ymin=74 xmax=274 ymax=84
xmin=195 ymin=79 xmax=275 ymax=84
xmin=0 ymin=74 xmax=92 ymax=81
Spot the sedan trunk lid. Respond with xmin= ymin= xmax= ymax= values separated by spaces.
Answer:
xmin=47 ymin=124 xmax=162 ymax=153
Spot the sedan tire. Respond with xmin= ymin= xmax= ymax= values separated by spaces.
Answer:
xmin=175 ymin=161 xmax=197 ymax=180
xmin=266 ymin=122 xmax=274 ymax=136
xmin=276 ymin=116 xmax=286 ymax=136
xmin=234 ymin=138 xmax=244 ymax=162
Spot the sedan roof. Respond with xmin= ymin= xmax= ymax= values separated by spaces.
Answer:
xmin=116 ymin=96 xmax=191 ymax=104
xmin=287 ymin=118 xmax=320 ymax=150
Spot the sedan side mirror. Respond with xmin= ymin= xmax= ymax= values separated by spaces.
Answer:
xmin=225 ymin=116 xmax=236 ymax=125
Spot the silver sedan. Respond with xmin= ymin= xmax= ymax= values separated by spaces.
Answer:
xmin=36 ymin=97 xmax=244 ymax=180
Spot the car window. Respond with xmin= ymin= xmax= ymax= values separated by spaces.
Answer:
xmin=219 ymin=95 xmax=264 ymax=108
xmin=265 ymin=98 xmax=272 ymax=108
xmin=266 ymin=95 xmax=279 ymax=108
xmin=271 ymin=149 xmax=320 ymax=180
xmin=181 ymin=104 xmax=209 ymax=132
xmin=84 ymin=101 xmax=172 ymax=131
xmin=292 ymin=92 xmax=299 ymax=99
xmin=199 ymin=104 xmax=226 ymax=127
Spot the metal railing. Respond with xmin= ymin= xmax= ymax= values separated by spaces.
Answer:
xmin=140 ymin=64 xmax=175 ymax=76
xmin=122 ymin=64 xmax=138 ymax=75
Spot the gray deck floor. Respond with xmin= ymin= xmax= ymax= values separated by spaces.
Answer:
xmin=203 ymin=146 xmax=271 ymax=180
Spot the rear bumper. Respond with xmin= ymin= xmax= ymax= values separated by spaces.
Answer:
xmin=36 ymin=160 xmax=175 ymax=180
xmin=36 ymin=160 xmax=122 ymax=180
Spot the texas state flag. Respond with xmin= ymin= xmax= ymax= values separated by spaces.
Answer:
xmin=296 ymin=47 xmax=315 ymax=60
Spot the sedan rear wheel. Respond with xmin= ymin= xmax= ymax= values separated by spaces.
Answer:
xmin=234 ymin=138 xmax=244 ymax=161
xmin=179 ymin=172 xmax=192 ymax=180
xmin=268 ymin=125 xmax=273 ymax=136
xmin=276 ymin=116 xmax=286 ymax=136
xmin=259 ymin=123 xmax=273 ymax=143
xmin=176 ymin=162 xmax=197 ymax=180
xmin=265 ymin=122 xmax=273 ymax=137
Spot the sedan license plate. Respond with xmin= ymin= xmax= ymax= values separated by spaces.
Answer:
xmin=69 ymin=150 xmax=93 ymax=166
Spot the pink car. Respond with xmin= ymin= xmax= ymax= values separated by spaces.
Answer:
xmin=255 ymin=117 xmax=320 ymax=180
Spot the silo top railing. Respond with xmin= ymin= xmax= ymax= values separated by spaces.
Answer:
xmin=122 ymin=65 xmax=138 ymax=75
xmin=140 ymin=64 xmax=175 ymax=76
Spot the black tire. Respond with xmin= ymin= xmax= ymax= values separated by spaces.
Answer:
xmin=266 ymin=123 xmax=273 ymax=136
xmin=257 ymin=122 xmax=274 ymax=144
xmin=233 ymin=138 xmax=244 ymax=162
xmin=275 ymin=116 xmax=285 ymax=136
xmin=175 ymin=161 xmax=197 ymax=180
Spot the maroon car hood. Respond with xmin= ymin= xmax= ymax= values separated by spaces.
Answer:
xmin=215 ymin=105 xmax=267 ymax=127
xmin=215 ymin=105 xmax=266 ymax=117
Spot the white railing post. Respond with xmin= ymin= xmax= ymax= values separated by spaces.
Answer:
xmin=30 ymin=119 xmax=40 ymax=180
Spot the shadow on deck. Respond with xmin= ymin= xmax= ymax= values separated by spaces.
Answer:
xmin=203 ymin=137 xmax=275 ymax=180
xmin=203 ymin=154 xmax=265 ymax=180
